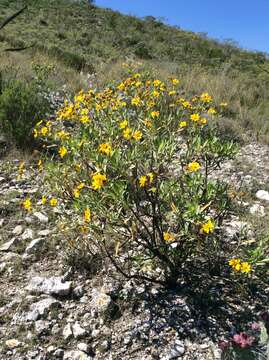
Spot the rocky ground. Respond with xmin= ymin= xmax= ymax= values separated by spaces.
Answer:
xmin=0 ymin=142 xmax=269 ymax=360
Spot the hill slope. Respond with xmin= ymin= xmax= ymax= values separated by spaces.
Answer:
xmin=0 ymin=0 xmax=269 ymax=142
xmin=0 ymin=0 xmax=268 ymax=73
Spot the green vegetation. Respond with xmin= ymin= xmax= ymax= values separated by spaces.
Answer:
xmin=0 ymin=0 xmax=269 ymax=143
xmin=0 ymin=70 xmax=50 ymax=148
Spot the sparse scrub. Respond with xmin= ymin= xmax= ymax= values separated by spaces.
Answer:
xmin=0 ymin=70 xmax=50 ymax=148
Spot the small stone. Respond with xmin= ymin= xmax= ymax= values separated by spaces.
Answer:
xmin=26 ymin=297 xmax=61 ymax=321
xmin=27 ymin=276 xmax=72 ymax=296
xmin=0 ymin=218 xmax=4 ymax=227
xmin=25 ymin=216 xmax=34 ymax=224
xmin=250 ymin=204 xmax=265 ymax=216
xmin=0 ymin=262 xmax=7 ymax=273
xmin=91 ymin=289 xmax=119 ymax=321
xmin=0 ymin=238 xmax=19 ymax=252
xmin=38 ymin=229 xmax=51 ymax=236
xmin=77 ymin=343 xmax=90 ymax=353
xmin=5 ymin=339 xmax=21 ymax=349
xmin=35 ymin=320 xmax=50 ymax=336
xmin=73 ymin=285 xmax=85 ymax=298
xmin=12 ymin=225 xmax=23 ymax=236
xmin=63 ymin=323 xmax=73 ymax=340
xmin=24 ymin=238 xmax=45 ymax=255
xmin=72 ymin=322 xmax=87 ymax=339
xmin=33 ymin=211 xmax=49 ymax=223
xmin=168 ymin=340 xmax=185 ymax=359
xmin=54 ymin=348 xmax=65 ymax=358
xmin=1 ymin=252 xmax=21 ymax=262
xmin=21 ymin=228 xmax=34 ymax=241
xmin=63 ymin=350 xmax=92 ymax=360
xmin=47 ymin=345 xmax=56 ymax=354
xmin=99 ymin=340 xmax=110 ymax=353
xmin=256 ymin=190 xmax=269 ymax=202
xmin=223 ymin=220 xmax=251 ymax=239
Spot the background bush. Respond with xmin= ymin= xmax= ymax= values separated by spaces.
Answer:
xmin=0 ymin=70 xmax=50 ymax=149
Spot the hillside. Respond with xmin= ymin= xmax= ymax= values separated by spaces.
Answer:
xmin=1 ymin=0 xmax=269 ymax=143
xmin=0 ymin=1 xmax=269 ymax=360
xmin=0 ymin=0 xmax=268 ymax=73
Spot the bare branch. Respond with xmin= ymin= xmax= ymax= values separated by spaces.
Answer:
xmin=0 ymin=6 xmax=27 ymax=31
xmin=4 ymin=43 xmax=35 ymax=52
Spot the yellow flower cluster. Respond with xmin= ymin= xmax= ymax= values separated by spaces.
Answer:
xmin=139 ymin=173 xmax=154 ymax=188
xmin=91 ymin=173 xmax=107 ymax=190
xmin=200 ymin=219 xmax=214 ymax=234
xmin=187 ymin=161 xmax=201 ymax=173
xmin=163 ymin=232 xmax=174 ymax=242
xmin=228 ymin=259 xmax=252 ymax=273
xmin=99 ymin=143 xmax=112 ymax=156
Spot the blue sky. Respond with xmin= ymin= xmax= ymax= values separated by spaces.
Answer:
xmin=95 ymin=0 xmax=269 ymax=53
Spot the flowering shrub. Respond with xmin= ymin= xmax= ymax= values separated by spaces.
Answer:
xmin=32 ymin=73 xmax=239 ymax=287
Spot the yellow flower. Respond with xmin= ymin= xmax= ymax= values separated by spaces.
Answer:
xmin=50 ymin=198 xmax=58 ymax=207
xmin=139 ymin=173 xmax=154 ymax=187
xmin=163 ymin=232 xmax=174 ymax=242
xmin=84 ymin=208 xmax=91 ymax=223
xmin=220 ymin=102 xmax=228 ymax=107
xmin=199 ymin=118 xmax=207 ymax=125
xmin=179 ymin=121 xmax=187 ymax=128
xmin=119 ymin=120 xmax=128 ymax=129
xmin=139 ymin=175 xmax=147 ymax=188
xmin=182 ymin=101 xmax=192 ymax=109
xmin=152 ymin=90 xmax=160 ymax=98
xmin=187 ymin=161 xmax=201 ymax=172
xmin=201 ymin=219 xmax=214 ymax=234
xmin=37 ymin=159 xmax=43 ymax=171
xmin=147 ymin=172 xmax=154 ymax=184
xmin=117 ymin=82 xmax=125 ymax=91
xmin=57 ymin=130 xmax=70 ymax=140
xmin=190 ymin=113 xmax=200 ymax=122
xmin=59 ymin=146 xmax=67 ymax=158
xmin=33 ymin=128 xmax=38 ymax=138
xmin=169 ymin=90 xmax=176 ymax=96
xmin=23 ymin=198 xmax=32 ymax=211
xmin=171 ymin=78 xmax=180 ymax=85
xmin=99 ymin=143 xmax=112 ymax=156
xmin=133 ymin=130 xmax=142 ymax=141
xmin=77 ymin=183 xmax=85 ymax=190
xmin=241 ymin=262 xmax=252 ymax=273
xmin=18 ymin=161 xmax=25 ymax=175
xmin=131 ymin=97 xmax=141 ymax=106
xmin=153 ymin=79 xmax=162 ymax=87
xmin=234 ymin=263 xmax=242 ymax=272
xmin=80 ymin=115 xmax=90 ymax=124
xmin=40 ymin=126 xmax=49 ymax=136
xmin=200 ymin=92 xmax=212 ymax=103
xmin=73 ymin=189 xmax=80 ymax=199
xmin=75 ymin=164 xmax=81 ymax=172
xmin=41 ymin=196 xmax=47 ymax=205
xmin=143 ymin=119 xmax=152 ymax=128
xmin=228 ymin=258 xmax=240 ymax=267
xmin=123 ymin=128 xmax=132 ymax=140
xmin=151 ymin=111 xmax=160 ymax=118
xmin=208 ymin=108 xmax=217 ymax=115
xmin=92 ymin=173 xmax=107 ymax=190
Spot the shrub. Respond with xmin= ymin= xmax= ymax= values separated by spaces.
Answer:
xmin=33 ymin=73 xmax=240 ymax=287
xmin=0 ymin=72 xmax=50 ymax=148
